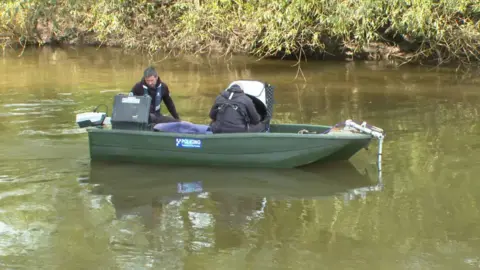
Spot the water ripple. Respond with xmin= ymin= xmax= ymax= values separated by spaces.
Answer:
xmin=18 ymin=128 xmax=87 ymax=136
xmin=0 ymin=175 xmax=17 ymax=182
xmin=12 ymin=107 xmax=37 ymax=111
xmin=0 ymin=112 xmax=45 ymax=117
xmin=0 ymin=221 xmax=56 ymax=256
xmin=3 ymin=103 xmax=42 ymax=108
xmin=0 ymin=189 xmax=33 ymax=201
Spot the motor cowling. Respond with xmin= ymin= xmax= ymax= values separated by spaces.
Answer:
xmin=76 ymin=112 xmax=107 ymax=128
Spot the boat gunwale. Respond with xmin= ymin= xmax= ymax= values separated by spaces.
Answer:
xmin=87 ymin=124 xmax=374 ymax=140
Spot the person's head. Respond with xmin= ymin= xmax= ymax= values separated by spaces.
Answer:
xmin=143 ymin=66 xmax=159 ymax=88
xmin=226 ymin=84 xmax=243 ymax=93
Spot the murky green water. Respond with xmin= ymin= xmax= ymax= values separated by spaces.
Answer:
xmin=1 ymin=47 xmax=480 ymax=269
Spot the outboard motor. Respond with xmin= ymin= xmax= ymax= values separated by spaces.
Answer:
xmin=76 ymin=104 xmax=109 ymax=128
xmin=110 ymin=94 xmax=151 ymax=130
xmin=76 ymin=112 xmax=107 ymax=128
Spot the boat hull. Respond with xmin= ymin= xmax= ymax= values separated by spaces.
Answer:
xmin=87 ymin=124 xmax=372 ymax=168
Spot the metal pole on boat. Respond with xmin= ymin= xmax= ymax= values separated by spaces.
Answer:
xmin=337 ymin=120 xmax=386 ymax=204
xmin=344 ymin=119 xmax=385 ymax=182
xmin=377 ymin=137 xmax=383 ymax=181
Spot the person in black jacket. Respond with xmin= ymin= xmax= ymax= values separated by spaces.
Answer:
xmin=209 ymin=84 xmax=265 ymax=133
xmin=130 ymin=66 xmax=180 ymax=124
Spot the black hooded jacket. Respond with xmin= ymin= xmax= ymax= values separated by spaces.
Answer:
xmin=209 ymin=84 xmax=261 ymax=133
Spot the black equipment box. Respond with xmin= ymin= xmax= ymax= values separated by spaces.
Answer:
xmin=111 ymin=94 xmax=151 ymax=130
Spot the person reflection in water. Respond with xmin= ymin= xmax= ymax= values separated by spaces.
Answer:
xmin=110 ymin=190 xmax=264 ymax=252
xmin=209 ymin=192 xmax=265 ymax=250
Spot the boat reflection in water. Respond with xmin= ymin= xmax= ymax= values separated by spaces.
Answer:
xmin=85 ymin=161 xmax=383 ymax=260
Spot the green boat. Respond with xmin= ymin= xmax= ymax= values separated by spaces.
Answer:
xmin=77 ymin=80 xmax=385 ymax=169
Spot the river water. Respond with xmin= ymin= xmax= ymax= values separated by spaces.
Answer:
xmin=1 ymin=47 xmax=479 ymax=269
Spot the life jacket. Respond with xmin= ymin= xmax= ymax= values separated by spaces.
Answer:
xmin=142 ymin=83 xmax=164 ymax=114
xmin=216 ymin=91 xmax=250 ymax=131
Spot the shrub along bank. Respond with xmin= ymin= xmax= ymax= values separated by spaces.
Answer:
xmin=1 ymin=0 xmax=479 ymax=66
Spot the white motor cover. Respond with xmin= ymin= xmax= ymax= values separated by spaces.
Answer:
xmin=227 ymin=80 xmax=267 ymax=108
xmin=76 ymin=112 xmax=106 ymax=128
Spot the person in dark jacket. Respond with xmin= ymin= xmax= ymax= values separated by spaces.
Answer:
xmin=130 ymin=66 xmax=180 ymax=124
xmin=209 ymin=84 xmax=265 ymax=133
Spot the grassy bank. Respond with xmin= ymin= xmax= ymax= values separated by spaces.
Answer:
xmin=1 ymin=0 xmax=479 ymax=66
